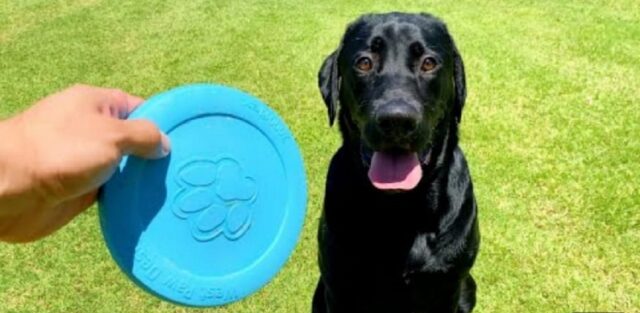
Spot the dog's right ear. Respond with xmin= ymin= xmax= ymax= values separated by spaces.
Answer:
xmin=318 ymin=49 xmax=341 ymax=126
xmin=452 ymin=42 xmax=466 ymax=124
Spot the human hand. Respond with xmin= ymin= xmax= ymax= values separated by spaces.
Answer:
xmin=0 ymin=84 xmax=170 ymax=243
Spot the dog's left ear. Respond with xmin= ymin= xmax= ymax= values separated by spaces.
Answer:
xmin=451 ymin=41 xmax=466 ymax=123
xmin=318 ymin=49 xmax=341 ymax=126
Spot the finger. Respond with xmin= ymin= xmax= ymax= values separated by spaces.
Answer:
xmin=124 ymin=94 xmax=145 ymax=114
xmin=116 ymin=119 xmax=171 ymax=159
xmin=102 ymin=88 xmax=144 ymax=119
xmin=69 ymin=84 xmax=145 ymax=119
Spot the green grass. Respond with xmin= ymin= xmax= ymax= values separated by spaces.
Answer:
xmin=1 ymin=0 xmax=638 ymax=312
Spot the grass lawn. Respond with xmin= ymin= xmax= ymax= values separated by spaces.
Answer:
xmin=1 ymin=0 xmax=638 ymax=312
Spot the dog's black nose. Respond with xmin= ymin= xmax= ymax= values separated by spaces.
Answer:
xmin=375 ymin=103 xmax=420 ymax=136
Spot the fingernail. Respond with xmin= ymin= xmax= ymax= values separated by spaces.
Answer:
xmin=160 ymin=133 xmax=171 ymax=157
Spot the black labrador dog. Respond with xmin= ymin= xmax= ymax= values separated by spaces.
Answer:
xmin=313 ymin=13 xmax=480 ymax=313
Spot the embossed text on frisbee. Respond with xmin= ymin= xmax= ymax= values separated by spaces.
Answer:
xmin=135 ymin=245 xmax=239 ymax=302
xmin=244 ymin=99 xmax=289 ymax=142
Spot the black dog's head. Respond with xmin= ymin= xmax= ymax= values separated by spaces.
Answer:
xmin=319 ymin=12 xmax=466 ymax=191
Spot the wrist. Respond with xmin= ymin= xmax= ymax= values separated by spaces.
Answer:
xmin=0 ymin=117 xmax=46 ymax=217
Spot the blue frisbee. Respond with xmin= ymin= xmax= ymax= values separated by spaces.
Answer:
xmin=98 ymin=84 xmax=307 ymax=307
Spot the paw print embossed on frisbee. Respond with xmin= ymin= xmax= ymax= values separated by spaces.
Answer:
xmin=173 ymin=157 xmax=258 ymax=242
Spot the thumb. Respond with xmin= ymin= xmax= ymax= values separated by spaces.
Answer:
xmin=116 ymin=119 xmax=171 ymax=159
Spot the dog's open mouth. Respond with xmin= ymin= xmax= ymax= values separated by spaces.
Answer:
xmin=361 ymin=146 xmax=431 ymax=191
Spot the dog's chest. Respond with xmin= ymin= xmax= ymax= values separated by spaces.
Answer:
xmin=404 ymin=232 xmax=455 ymax=276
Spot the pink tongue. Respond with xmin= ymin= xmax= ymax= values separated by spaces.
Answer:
xmin=368 ymin=151 xmax=422 ymax=190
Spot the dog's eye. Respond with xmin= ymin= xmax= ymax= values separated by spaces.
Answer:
xmin=355 ymin=57 xmax=373 ymax=72
xmin=421 ymin=57 xmax=437 ymax=72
